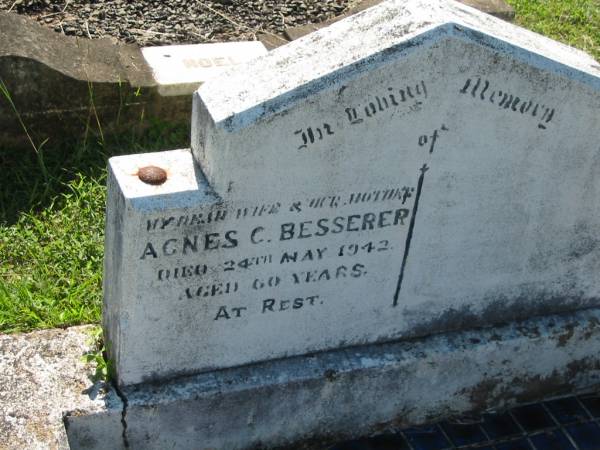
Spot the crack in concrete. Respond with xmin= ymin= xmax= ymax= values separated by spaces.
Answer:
xmin=112 ymin=382 xmax=130 ymax=449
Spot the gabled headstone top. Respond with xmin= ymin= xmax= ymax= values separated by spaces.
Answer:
xmin=195 ymin=0 xmax=600 ymax=131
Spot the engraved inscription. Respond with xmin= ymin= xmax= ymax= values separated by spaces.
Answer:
xmin=459 ymin=77 xmax=556 ymax=129
xmin=345 ymin=80 xmax=427 ymax=125
xmin=294 ymin=124 xmax=335 ymax=149
xmin=183 ymin=56 xmax=240 ymax=69
xmin=291 ymin=79 xmax=429 ymax=150
xmin=137 ymin=186 xmax=418 ymax=323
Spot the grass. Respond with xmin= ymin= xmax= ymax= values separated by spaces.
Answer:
xmin=506 ymin=0 xmax=600 ymax=60
xmin=0 ymin=120 xmax=187 ymax=333
xmin=1 ymin=0 xmax=599 ymax=333
xmin=0 ymin=174 xmax=105 ymax=332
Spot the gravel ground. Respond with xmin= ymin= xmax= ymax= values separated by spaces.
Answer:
xmin=0 ymin=0 xmax=357 ymax=46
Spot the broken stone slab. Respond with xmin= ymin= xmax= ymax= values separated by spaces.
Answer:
xmin=0 ymin=12 xmax=266 ymax=150
xmin=0 ymin=326 xmax=118 ymax=450
xmin=65 ymin=307 xmax=600 ymax=449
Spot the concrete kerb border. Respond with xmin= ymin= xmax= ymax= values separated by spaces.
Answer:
xmin=0 ymin=11 xmax=167 ymax=150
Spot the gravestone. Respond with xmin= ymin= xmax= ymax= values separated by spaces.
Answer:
xmin=104 ymin=0 xmax=600 ymax=387
xmin=67 ymin=0 xmax=600 ymax=448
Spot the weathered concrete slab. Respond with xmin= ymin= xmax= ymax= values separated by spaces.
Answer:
xmin=142 ymin=42 xmax=268 ymax=96
xmin=2 ymin=311 xmax=598 ymax=449
xmin=66 ymin=307 xmax=600 ymax=449
xmin=0 ymin=326 xmax=118 ymax=450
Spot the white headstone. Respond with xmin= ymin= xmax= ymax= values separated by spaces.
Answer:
xmin=105 ymin=0 xmax=600 ymax=386
xmin=142 ymin=42 xmax=268 ymax=96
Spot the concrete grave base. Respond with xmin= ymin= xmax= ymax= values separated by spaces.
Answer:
xmin=2 ymin=308 xmax=599 ymax=449
xmin=64 ymin=307 xmax=600 ymax=450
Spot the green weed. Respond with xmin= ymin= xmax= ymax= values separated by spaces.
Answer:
xmin=0 ymin=78 xmax=49 ymax=181
xmin=82 ymin=326 xmax=114 ymax=382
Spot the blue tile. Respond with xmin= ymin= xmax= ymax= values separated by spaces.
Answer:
xmin=481 ymin=412 xmax=522 ymax=439
xmin=328 ymin=440 xmax=373 ymax=450
xmin=511 ymin=404 xmax=555 ymax=432
xmin=545 ymin=398 xmax=590 ymax=424
xmin=565 ymin=421 xmax=600 ymax=450
xmin=402 ymin=425 xmax=451 ymax=450
xmin=440 ymin=420 xmax=487 ymax=446
xmin=580 ymin=395 xmax=600 ymax=419
xmin=529 ymin=429 xmax=576 ymax=450
xmin=367 ymin=433 xmax=411 ymax=449
xmin=495 ymin=438 xmax=534 ymax=450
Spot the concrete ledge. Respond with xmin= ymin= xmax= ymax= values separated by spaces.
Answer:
xmin=65 ymin=307 xmax=600 ymax=450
